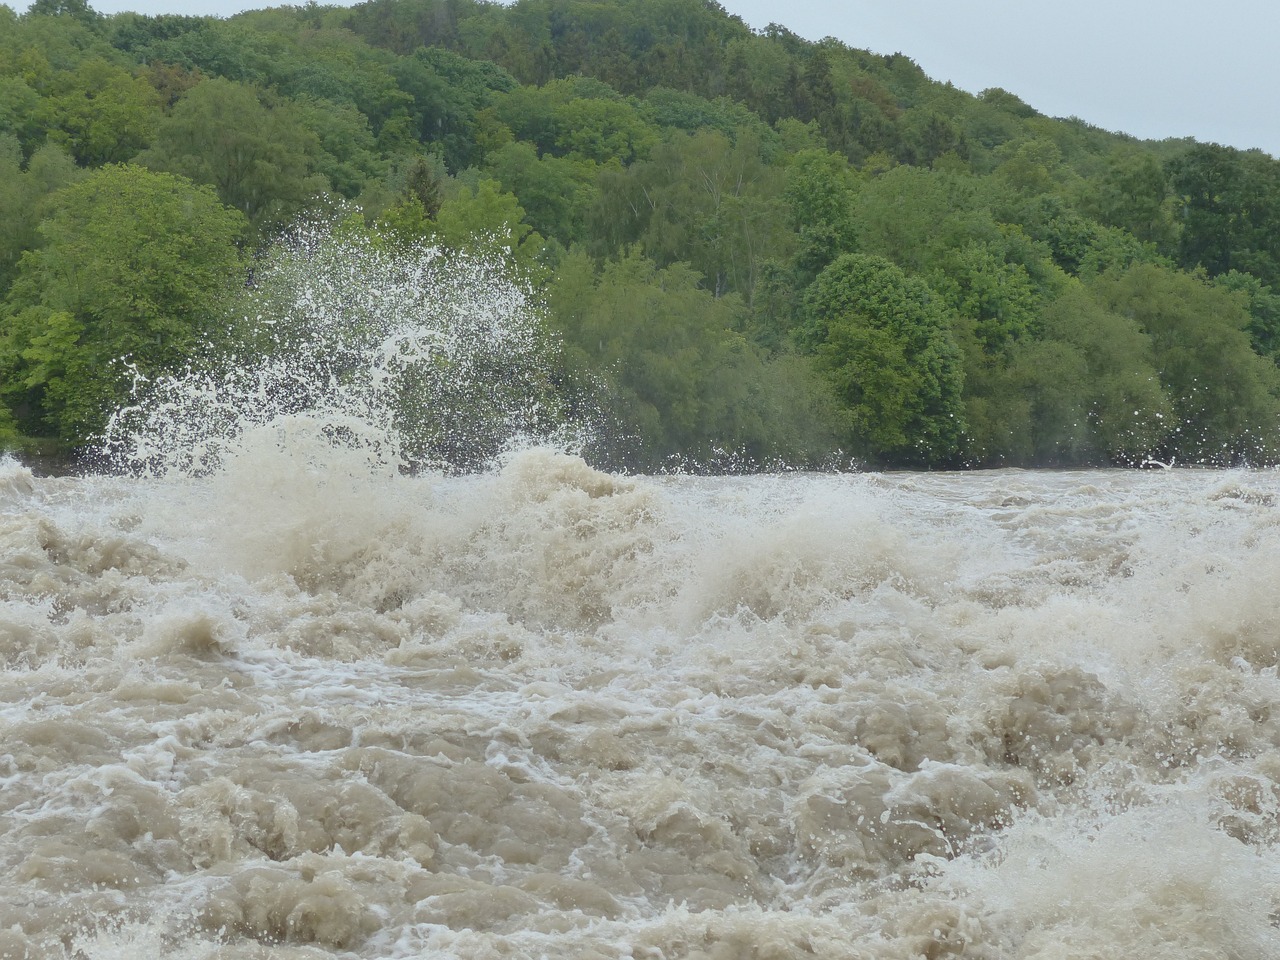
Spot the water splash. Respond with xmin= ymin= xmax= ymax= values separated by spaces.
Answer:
xmin=97 ymin=217 xmax=567 ymax=478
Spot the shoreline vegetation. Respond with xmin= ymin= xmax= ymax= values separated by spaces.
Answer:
xmin=4 ymin=0 xmax=1280 ymax=472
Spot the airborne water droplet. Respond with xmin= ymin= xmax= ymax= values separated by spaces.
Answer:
xmin=96 ymin=215 xmax=574 ymax=478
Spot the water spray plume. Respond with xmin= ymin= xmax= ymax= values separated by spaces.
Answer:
xmin=97 ymin=215 xmax=569 ymax=478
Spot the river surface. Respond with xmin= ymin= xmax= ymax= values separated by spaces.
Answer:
xmin=3 ymin=451 xmax=1280 ymax=958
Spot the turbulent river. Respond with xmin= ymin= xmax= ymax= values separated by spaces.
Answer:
xmin=4 ymin=456 xmax=1280 ymax=959
xmin=5 ymin=230 xmax=1280 ymax=958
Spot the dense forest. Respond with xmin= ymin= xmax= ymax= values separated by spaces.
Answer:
xmin=4 ymin=0 xmax=1280 ymax=470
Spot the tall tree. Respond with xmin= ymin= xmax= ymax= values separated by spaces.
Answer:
xmin=803 ymin=253 xmax=966 ymax=465
xmin=141 ymin=77 xmax=328 ymax=229
xmin=1091 ymin=263 xmax=1280 ymax=463
xmin=0 ymin=164 xmax=247 ymax=442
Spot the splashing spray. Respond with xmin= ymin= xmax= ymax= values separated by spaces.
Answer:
xmin=97 ymin=217 xmax=568 ymax=478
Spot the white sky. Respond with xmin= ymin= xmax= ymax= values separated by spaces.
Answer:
xmin=9 ymin=0 xmax=1278 ymax=156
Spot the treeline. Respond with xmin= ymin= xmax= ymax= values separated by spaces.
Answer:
xmin=4 ymin=0 xmax=1280 ymax=469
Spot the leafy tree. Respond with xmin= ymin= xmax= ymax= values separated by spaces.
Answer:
xmin=42 ymin=57 xmax=161 ymax=165
xmin=404 ymin=153 xmax=445 ymax=218
xmin=489 ymin=77 xmax=656 ymax=166
xmin=1020 ymin=282 xmax=1171 ymax=464
xmin=1080 ymin=148 xmax=1179 ymax=250
xmin=0 ymin=136 xmax=82 ymax=295
xmin=107 ymin=15 xmax=260 ymax=84
xmin=343 ymin=0 xmax=477 ymax=56
xmin=291 ymin=95 xmax=386 ymax=199
xmin=141 ymin=77 xmax=328 ymax=229
xmin=628 ymin=129 xmax=792 ymax=301
xmin=0 ymin=164 xmax=247 ymax=443
xmin=803 ymin=253 xmax=966 ymax=464
xmin=26 ymin=0 xmax=100 ymax=25
xmin=389 ymin=45 xmax=515 ymax=170
xmin=424 ymin=178 xmax=549 ymax=280
xmin=0 ymin=74 xmax=44 ymax=154
xmin=548 ymin=248 xmax=840 ymax=469
xmin=483 ymin=139 xmax=596 ymax=245
xmin=2 ymin=0 xmax=1279 ymax=469
xmin=1091 ymin=263 xmax=1280 ymax=463
xmin=783 ymin=147 xmax=859 ymax=283
xmin=722 ymin=33 xmax=793 ymax=123
xmin=1215 ymin=269 xmax=1280 ymax=363
xmin=930 ymin=240 xmax=1041 ymax=353
xmin=852 ymin=164 xmax=996 ymax=274
xmin=1169 ymin=143 xmax=1280 ymax=286
xmin=640 ymin=86 xmax=774 ymax=143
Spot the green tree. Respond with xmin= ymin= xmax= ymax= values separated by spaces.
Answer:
xmin=930 ymin=240 xmax=1042 ymax=353
xmin=803 ymin=253 xmax=966 ymax=464
xmin=0 ymin=164 xmax=247 ymax=443
xmin=852 ymin=164 xmax=996 ymax=274
xmin=1169 ymin=143 xmax=1280 ymax=287
xmin=483 ymin=139 xmax=596 ymax=245
xmin=26 ymin=0 xmax=101 ymax=25
xmin=548 ymin=248 xmax=839 ymax=469
xmin=1091 ymin=263 xmax=1280 ymax=463
xmin=42 ymin=57 xmax=161 ymax=165
xmin=0 ymin=136 xmax=82 ymax=295
xmin=631 ymin=129 xmax=792 ymax=301
xmin=389 ymin=45 xmax=516 ymax=170
xmin=1080 ymin=148 xmax=1178 ymax=250
xmin=490 ymin=76 xmax=656 ymax=166
xmin=141 ymin=76 xmax=328 ymax=229
xmin=1215 ymin=269 xmax=1280 ymax=363
xmin=291 ymin=96 xmax=386 ymax=200
xmin=783 ymin=148 xmax=859 ymax=283
xmin=1017 ymin=282 xmax=1171 ymax=464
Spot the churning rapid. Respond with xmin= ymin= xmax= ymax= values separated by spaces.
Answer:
xmin=3 ymin=234 xmax=1280 ymax=959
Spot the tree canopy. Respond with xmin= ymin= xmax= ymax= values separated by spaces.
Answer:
xmin=2 ymin=0 xmax=1280 ymax=470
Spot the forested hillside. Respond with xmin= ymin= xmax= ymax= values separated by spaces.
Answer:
xmin=5 ymin=0 xmax=1280 ymax=469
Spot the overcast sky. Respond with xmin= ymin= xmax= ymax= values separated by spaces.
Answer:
xmin=11 ymin=0 xmax=1278 ymax=156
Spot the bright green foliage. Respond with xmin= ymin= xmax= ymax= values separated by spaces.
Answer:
xmin=783 ymin=148 xmax=859 ymax=283
xmin=42 ymin=57 xmax=161 ymax=165
xmin=142 ymin=77 xmax=329 ymax=229
xmin=1091 ymin=264 xmax=1280 ymax=463
xmin=548 ymin=248 xmax=841 ymax=469
xmin=0 ymin=164 xmax=247 ymax=442
xmin=620 ymin=129 xmax=792 ymax=301
xmin=483 ymin=140 xmax=597 ymax=246
xmin=431 ymin=178 xmax=548 ymax=279
xmin=803 ymin=253 xmax=966 ymax=465
xmin=0 ymin=0 xmax=1279 ymax=467
xmin=0 ymin=136 xmax=82 ymax=293
xmin=930 ymin=241 xmax=1042 ymax=353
